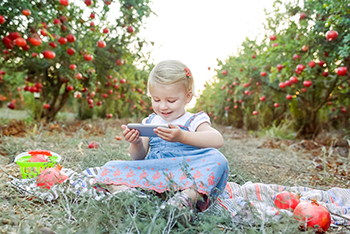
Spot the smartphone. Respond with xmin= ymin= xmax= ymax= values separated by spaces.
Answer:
xmin=126 ymin=123 xmax=169 ymax=137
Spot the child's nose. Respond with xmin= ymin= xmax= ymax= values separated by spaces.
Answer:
xmin=159 ymin=102 xmax=168 ymax=109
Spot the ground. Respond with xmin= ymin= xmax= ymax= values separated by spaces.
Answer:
xmin=0 ymin=118 xmax=349 ymax=233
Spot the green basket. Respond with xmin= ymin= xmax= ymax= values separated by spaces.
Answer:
xmin=16 ymin=154 xmax=61 ymax=179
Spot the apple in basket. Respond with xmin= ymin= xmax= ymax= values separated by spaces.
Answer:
xmin=27 ymin=150 xmax=50 ymax=162
xmin=36 ymin=164 xmax=68 ymax=189
xmin=293 ymin=198 xmax=331 ymax=233
xmin=274 ymin=191 xmax=300 ymax=211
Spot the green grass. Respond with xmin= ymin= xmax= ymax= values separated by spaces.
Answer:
xmin=0 ymin=119 xmax=315 ymax=233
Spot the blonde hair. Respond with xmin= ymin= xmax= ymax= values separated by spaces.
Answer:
xmin=147 ymin=60 xmax=195 ymax=96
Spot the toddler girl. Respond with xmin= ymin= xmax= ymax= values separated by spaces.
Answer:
xmin=93 ymin=60 xmax=229 ymax=212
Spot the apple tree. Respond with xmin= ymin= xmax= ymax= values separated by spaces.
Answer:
xmin=0 ymin=0 xmax=154 ymax=121
xmin=194 ymin=0 xmax=350 ymax=137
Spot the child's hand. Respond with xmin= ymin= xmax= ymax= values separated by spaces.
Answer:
xmin=154 ymin=123 xmax=184 ymax=142
xmin=121 ymin=125 xmax=142 ymax=144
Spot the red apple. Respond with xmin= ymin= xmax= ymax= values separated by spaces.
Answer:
xmin=53 ymin=18 xmax=61 ymax=24
xmin=89 ymin=91 xmax=96 ymax=97
xmin=43 ymin=103 xmax=50 ymax=109
xmin=284 ymin=80 xmax=292 ymax=87
xmin=7 ymin=102 xmax=15 ymax=109
xmin=277 ymin=64 xmax=283 ymax=72
xmin=90 ymin=13 xmax=95 ymax=19
xmin=60 ymin=0 xmax=69 ymax=6
xmin=337 ymin=67 xmax=347 ymax=76
xmin=322 ymin=72 xmax=328 ymax=77
xmin=302 ymin=88 xmax=307 ymax=92
xmin=260 ymin=72 xmax=267 ymax=77
xmin=303 ymin=80 xmax=312 ymax=87
xmin=49 ymin=42 xmax=57 ymax=48
xmin=290 ymin=76 xmax=298 ymax=84
xmin=88 ymin=141 xmax=99 ymax=149
xmin=22 ymin=45 xmax=30 ymax=51
xmin=96 ymin=101 xmax=102 ymax=106
xmin=116 ymin=59 xmax=123 ymax=66
xmin=85 ymin=0 xmax=92 ymax=6
xmin=67 ymin=85 xmax=74 ymax=91
xmin=103 ymin=28 xmax=109 ymax=33
xmin=58 ymin=37 xmax=67 ymax=45
xmin=106 ymin=113 xmax=113 ymax=118
xmin=0 ymin=15 xmax=5 ymax=24
xmin=302 ymin=45 xmax=309 ymax=51
xmin=279 ymin=82 xmax=286 ymax=89
xmin=252 ymin=55 xmax=256 ymax=59
xmin=66 ymin=34 xmax=76 ymax=43
xmin=272 ymin=43 xmax=278 ymax=47
xmin=127 ymin=26 xmax=134 ymax=33
xmin=326 ymin=30 xmax=338 ymax=41
xmin=42 ymin=50 xmax=56 ymax=59
xmin=260 ymin=96 xmax=266 ymax=101
xmin=308 ymin=61 xmax=315 ymax=68
xmin=274 ymin=103 xmax=279 ymax=108
xmin=74 ymin=91 xmax=82 ymax=98
xmin=115 ymin=136 xmax=122 ymax=141
xmin=76 ymin=73 xmax=82 ymax=79
xmin=69 ymin=64 xmax=76 ymax=70
xmin=22 ymin=9 xmax=31 ymax=16
xmin=15 ymin=38 xmax=27 ymax=47
xmin=293 ymin=54 xmax=300 ymax=60
xmin=299 ymin=12 xmax=306 ymax=20
xmin=286 ymin=94 xmax=292 ymax=100
xmin=84 ymin=54 xmax=93 ymax=61
xmin=222 ymin=70 xmax=228 ymax=75
xmin=319 ymin=60 xmax=325 ymax=67
xmin=270 ymin=35 xmax=277 ymax=41
xmin=252 ymin=111 xmax=258 ymax=115
xmin=67 ymin=48 xmax=75 ymax=55
xmin=97 ymin=41 xmax=106 ymax=48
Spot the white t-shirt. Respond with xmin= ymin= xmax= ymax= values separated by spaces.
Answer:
xmin=142 ymin=112 xmax=211 ymax=132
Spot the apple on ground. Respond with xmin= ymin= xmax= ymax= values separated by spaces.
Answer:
xmin=88 ymin=141 xmax=100 ymax=149
xmin=106 ymin=114 xmax=113 ymax=118
xmin=115 ymin=136 xmax=122 ymax=140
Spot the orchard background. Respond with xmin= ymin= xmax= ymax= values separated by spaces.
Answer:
xmin=0 ymin=0 xmax=154 ymax=122
xmin=0 ymin=0 xmax=349 ymax=139
xmin=193 ymin=0 xmax=350 ymax=138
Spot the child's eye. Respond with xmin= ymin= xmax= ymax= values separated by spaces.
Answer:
xmin=153 ymin=99 xmax=160 ymax=102
xmin=168 ymin=100 xmax=176 ymax=103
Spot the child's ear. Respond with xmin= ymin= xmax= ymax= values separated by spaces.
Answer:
xmin=185 ymin=91 xmax=193 ymax=104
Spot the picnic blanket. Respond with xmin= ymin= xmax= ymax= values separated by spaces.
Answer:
xmin=7 ymin=167 xmax=350 ymax=226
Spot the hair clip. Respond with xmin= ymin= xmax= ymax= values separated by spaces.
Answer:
xmin=184 ymin=68 xmax=191 ymax=78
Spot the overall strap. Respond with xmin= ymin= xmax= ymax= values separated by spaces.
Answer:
xmin=145 ymin=113 xmax=156 ymax=124
xmin=183 ymin=111 xmax=205 ymax=128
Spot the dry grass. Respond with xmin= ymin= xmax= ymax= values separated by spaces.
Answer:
xmin=0 ymin=119 xmax=349 ymax=233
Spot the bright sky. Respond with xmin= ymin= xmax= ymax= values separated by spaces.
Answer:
xmin=137 ymin=0 xmax=280 ymax=107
